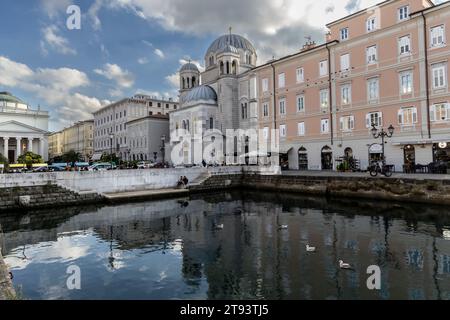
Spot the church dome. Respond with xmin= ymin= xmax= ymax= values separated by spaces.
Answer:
xmin=180 ymin=63 xmax=199 ymax=73
xmin=206 ymin=34 xmax=256 ymax=58
xmin=183 ymin=85 xmax=217 ymax=104
xmin=0 ymin=92 xmax=24 ymax=104
xmin=217 ymin=44 xmax=239 ymax=55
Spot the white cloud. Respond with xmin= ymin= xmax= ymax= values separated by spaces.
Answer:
xmin=154 ymin=48 xmax=165 ymax=59
xmin=0 ymin=56 xmax=105 ymax=129
xmin=40 ymin=0 xmax=72 ymax=18
xmin=88 ymin=0 xmax=104 ymax=30
xmin=165 ymin=72 xmax=179 ymax=89
xmin=94 ymin=63 xmax=135 ymax=88
xmin=41 ymin=25 xmax=76 ymax=56
xmin=138 ymin=57 xmax=149 ymax=64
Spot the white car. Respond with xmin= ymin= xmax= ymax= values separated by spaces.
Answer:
xmin=88 ymin=163 xmax=116 ymax=171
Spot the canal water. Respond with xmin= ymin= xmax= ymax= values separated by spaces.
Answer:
xmin=0 ymin=191 xmax=449 ymax=300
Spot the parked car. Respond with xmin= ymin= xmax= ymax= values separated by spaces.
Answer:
xmin=88 ymin=163 xmax=117 ymax=171
xmin=137 ymin=161 xmax=153 ymax=169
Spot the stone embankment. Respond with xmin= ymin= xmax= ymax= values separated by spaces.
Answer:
xmin=0 ymin=224 xmax=15 ymax=300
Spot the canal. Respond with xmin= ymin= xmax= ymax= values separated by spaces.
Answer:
xmin=0 ymin=191 xmax=449 ymax=300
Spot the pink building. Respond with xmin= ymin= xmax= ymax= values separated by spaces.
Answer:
xmin=254 ymin=0 xmax=450 ymax=173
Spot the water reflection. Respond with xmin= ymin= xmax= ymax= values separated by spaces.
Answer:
xmin=0 ymin=192 xmax=449 ymax=300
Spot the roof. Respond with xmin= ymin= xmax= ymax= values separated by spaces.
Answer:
xmin=0 ymin=91 xmax=26 ymax=104
xmin=217 ymin=44 xmax=239 ymax=55
xmin=206 ymin=34 xmax=256 ymax=57
xmin=180 ymin=63 xmax=199 ymax=73
xmin=126 ymin=114 xmax=169 ymax=125
xmin=326 ymin=0 xmax=435 ymax=27
xmin=183 ymin=85 xmax=217 ymax=105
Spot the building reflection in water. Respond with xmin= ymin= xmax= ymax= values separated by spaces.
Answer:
xmin=0 ymin=192 xmax=449 ymax=300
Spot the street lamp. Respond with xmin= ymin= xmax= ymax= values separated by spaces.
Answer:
xmin=371 ymin=124 xmax=395 ymax=164
xmin=160 ymin=135 xmax=166 ymax=166
xmin=109 ymin=134 xmax=114 ymax=168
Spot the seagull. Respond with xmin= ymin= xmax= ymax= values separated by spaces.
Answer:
xmin=306 ymin=245 xmax=316 ymax=252
xmin=339 ymin=260 xmax=352 ymax=269
xmin=214 ymin=223 xmax=224 ymax=230
xmin=279 ymin=225 xmax=288 ymax=230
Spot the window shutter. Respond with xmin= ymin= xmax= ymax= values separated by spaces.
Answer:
xmin=379 ymin=112 xmax=383 ymax=127
xmin=430 ymin=105 xmax=435 ymax=122
xmin=340 ymin=118 xmax=344 ymax=130
xmin=398 ymin=109 xmax=403 ymax=124
xmin=413 ymin=108 xmax=418 ymax=123
xmin=366 ymin=114 xmax=371 ymax=128
xmin=446 ymin=103 xmax=450 ymax=120
xmin=350 ymin=116 xmax=354 ymax=129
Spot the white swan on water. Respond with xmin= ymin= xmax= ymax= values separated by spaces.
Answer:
xmin=306 ymin=245 xmax=316 ymax=252
xmin=339 ymin=260 xmax=351 ymax=269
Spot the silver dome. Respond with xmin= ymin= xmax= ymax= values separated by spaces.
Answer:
xmin=183 ymin=85 xmax=217 ymax=104
xmin=217 ymin=44 xmax=239 ymax=55
xmin=180 ymin=63 xmax=199 ymax=73
xmin=206 ymin=34 xmax=256 ymax=58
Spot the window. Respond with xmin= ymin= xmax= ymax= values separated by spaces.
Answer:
xmin=278 ymin=73 xmax=285 ymax=88
xmin=341 ymin=84 xmax=352 ymax=105
xmin=367 ymin=17 xmax=376 ymax=32
xmin=298 ymin=122 xmax=305 ymax=136
xmin=432 ymin=64 xmax=447 ymax=89
xmin=366 ymin=112 xmax=383 ymax=128
xmin=319 ymin=60 xmax=328 ymax=77
xmin=280 ymin=124 xmax=287 ymax=137
xmin=398 ymin=6 xmax=409 ymax=21
xmin=262 ymin=78 xmax=269 ymax=92
xmin=400 ymin=71 xmax=413 ymax=94
xmin=398 ymin=107 xmax=418 ymax=125
xmin=430 ymin=103 xmax=450 ymax=121
xmin=263 ymin=127 xmax=269 ymax=140
xmin=297 ymin=95 xmax=305 ymax=112
xmin=263 ymin=103 xmax=269 ymax=117
xmin=366 ymin=45 xmax=377 ymax=64
xmin=279 ymin=99 xmax=286 ymax=115
xmin=340 ymin=116 xmax=355 ymax=132
xmin=399 ymin=35 xmax=411 ymax=55
xmin=431 ymin=25 xmax=445 ymax=47
xmin=209 ymin=117 xmax=214 ymax=129
xmin=321 ymin=119 xmax=329 ymax=133
xmin=296 ymin=67 xmax=304 ymax=83
xmin=368 ymin=78 xmax=379 ymax=101
xmin=320 ymin=89 xmax=329 ymax=110
xmin=340 ymin=54 xmax=350 ymax=71
xmin=241 ymin=103 xmax=248 ymax=119
xmin=340 ymin=28 xmax=349 ymax=41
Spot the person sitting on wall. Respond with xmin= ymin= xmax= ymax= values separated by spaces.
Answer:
xmin=177 ymin=176 xmax=185 ymax=188
xmin=182 ymin=176 xmax=189 ymax=186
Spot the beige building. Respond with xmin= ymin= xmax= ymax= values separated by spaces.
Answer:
xmin=49 ymin=120 xmax=94 ymax=161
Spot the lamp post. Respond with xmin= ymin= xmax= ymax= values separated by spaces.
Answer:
xmin=109 ymin=134 xmax=114 ymax=168
xmin=160 ymin=135 xmax=166 ymax=166
xmin=371 ymin=124 xmax=395 ymax=165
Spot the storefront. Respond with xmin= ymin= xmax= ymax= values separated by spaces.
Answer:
xmin=368 ymin=143 xmax=383 ymax=164
xmin=433 ymin=142 xmax=450 ymax=173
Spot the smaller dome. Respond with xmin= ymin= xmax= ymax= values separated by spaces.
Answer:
xmin=184 ymin=85 xmax=217 ymax=104
xmin=180 ymin=63 xmax=199 ymax=73
xmin=217 ymin=44 xmax=239 ymax=55
xmin=0 ymin=92 xmax=24 ymax=104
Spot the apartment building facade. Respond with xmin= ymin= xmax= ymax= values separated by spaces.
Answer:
xmin=254 ymin=0 xmax=450 ymax=171
xmin=93 ymin=95 xmax=177 ymax=161
xmin=48 ymin=120 xmax=94 ymax=161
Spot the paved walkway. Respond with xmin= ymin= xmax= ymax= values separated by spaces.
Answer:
xmin=282 ymin=170 xmax=450 ymax=180
xmin=104 ymin=188 xmax=189 ymax=203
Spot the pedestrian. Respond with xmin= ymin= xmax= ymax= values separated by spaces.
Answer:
xmin=183 ymin=176 xmax=189 ymax=186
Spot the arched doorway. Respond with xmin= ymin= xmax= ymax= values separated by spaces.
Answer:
xmin=298 ymin=147 xmax=308 ymax=170
xmin=321 ymin=146 xmax=333 ymax=170
xmin=404 ymin=145 xmax=416 ymax=173
xmin=344 ymin=147 xmax=353 ymax=159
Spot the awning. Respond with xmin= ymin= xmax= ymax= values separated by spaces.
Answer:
xmin=92 ymin=153 xmax=102 ymax=161
xmin=392 ymin=139 xmax=433 ymax=146
xmin=278 ymin=146 xmax=293 ymax=154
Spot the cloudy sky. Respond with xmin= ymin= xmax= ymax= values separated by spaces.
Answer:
xmin=0 ymin=0 xmax=447 ymax=131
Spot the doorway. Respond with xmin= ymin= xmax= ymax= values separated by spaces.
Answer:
xmin=321 ymin=146 xmax=333 ymax=170
xmin=298 ymin=147 xmax=308 ymax=171
xmin=403 ymin=145 xmax=415 ymax=173
xmin=8 ymin=150 xmax=15 ymax=164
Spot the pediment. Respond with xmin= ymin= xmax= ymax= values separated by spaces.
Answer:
xmin=0 ymin=121 xmax=48 ymax=134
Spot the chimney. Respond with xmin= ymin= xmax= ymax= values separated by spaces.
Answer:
xmin=301 ymin=40 xmax=316 ymax=52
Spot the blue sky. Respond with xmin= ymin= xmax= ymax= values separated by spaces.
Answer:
xmin=0 ymin=0 xmax=447 ymax=131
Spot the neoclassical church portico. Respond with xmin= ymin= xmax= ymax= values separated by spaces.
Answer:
xmin=0 ymin=92 xmax=49 ymax=163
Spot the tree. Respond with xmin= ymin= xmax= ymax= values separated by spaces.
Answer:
xmin=100 ymin=153 xmax=119 ymax=164
xmin=62 ymin=150 xmax=83 ymax=164
xmin=17 ymin=152 xmax=43 ymax=168
xmin=0 ymin=154 xmax=8 ymax=164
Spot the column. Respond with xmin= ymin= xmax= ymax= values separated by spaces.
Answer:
xmin=3 ymin=137 xmax=9 ymax=158
xmin=16 ymin=137 xmax=21 ymax=158
xmin=39 ymin=138 xmax=44 ymax=158
xmin=28 ymin=137 xmax=33 ymax=153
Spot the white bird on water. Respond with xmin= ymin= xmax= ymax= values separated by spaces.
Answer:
xmin=339 ymin=260 xmax=352 ymax=269
xmin=279 ymin=225 xmax=288 ymax=230
xmin=214 ymin=224 xmax=224 ymax=230
xmin=306 ymin=245 xmax=316 ymax=252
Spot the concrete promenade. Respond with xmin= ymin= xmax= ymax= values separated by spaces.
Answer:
xmin=282 ymin=170 xmax=450 ymax=180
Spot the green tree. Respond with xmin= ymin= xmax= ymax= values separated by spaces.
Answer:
xmin=100 ymin=153 xmax=119 ymax=164
xmin=0 ymin=154 xmax=8 ymax=164
xmin=62 ymin=150 xmax=83 ymax=164
xmin=17 ymin=152 xmax=43 ymax=168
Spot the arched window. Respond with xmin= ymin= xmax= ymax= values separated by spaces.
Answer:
xmin=182 ymin=120 xmax=187 ymax=130
xmin=186 ymin=120 xmax=190 ymax=132
xmin=182 ymin=77 xmax=185 ymax=89
xmin=232 ymin=60 xmax=237 ymax=74
xmin=226 ymin=61 xmax=230 ymax=74
xmin=186 ymin=77 xmax=190 ymax=88
xmin=220 ymin=61 xmax=224 ymax=75
xmin=192 ymin=76 xmax=196 ymax=87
